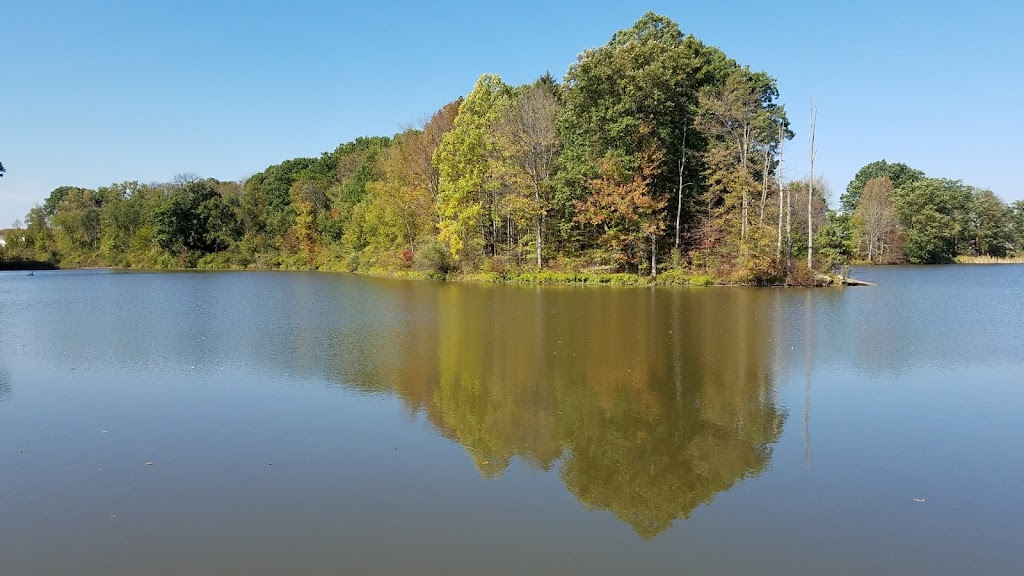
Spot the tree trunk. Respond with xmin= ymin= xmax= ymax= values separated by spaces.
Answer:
xmin=786 ymin=177 xmax=792 ymax=271
xmin=741 ymin=133 xmax=749 ymax=244
xmin=742 ymin=195 xmax=748 ymax=244
xmin=807 ymin=178 xmax=814 ymax=270
xmin=807 ymin=100 xmax=817 ymax=271
xmin=405 ymin=218 xmax=415 ymax=257
xmin=534 ymin=181 xmax=542 ymax=268
xmin=776 ymin=126 xmax=785 ymax=258
xmin=760 ymin=147 xmax=769 ymax=224
xmin=651 ymin=235 xmax=657 ymax=278
xmin=675 ymin=126 xmax=687 ymax=250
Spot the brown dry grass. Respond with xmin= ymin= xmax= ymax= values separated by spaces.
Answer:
xmin=955 ymin=255 xmax=1024 ymax=264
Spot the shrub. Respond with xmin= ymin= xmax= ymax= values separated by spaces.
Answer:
xmin=689 ymin=274 xmax=715 ymax=287
xmin=344 ymin=252 xmax=361 ymax=272
xmin=786 ymin=265 xmax=819 ymax=287
xmin=414 ymin=241 xmax=455 ymax=276
xmin=655 ymin=268 xmax=689 ymax=285
xmin=461 ymin=272 xmax=502 ymax=283
xmin=486 ymin=256 xmax=506 ymax=276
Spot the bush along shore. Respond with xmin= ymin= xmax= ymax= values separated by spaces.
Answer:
xmin=4 ymin=13 xmax=1020 ymax=285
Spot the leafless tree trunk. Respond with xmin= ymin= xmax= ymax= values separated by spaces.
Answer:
xmin=807 ymin=99 xmax=817 ymax=270
xmin=674 ymin=126 xmax=687 ymax=250
xmin=786 ymin=173 xmax=792 ymax=270
xmin=776 ymin=126 xmax=785 ymax=258
xmin=759 ymin=146 xmax=769 ymax=223
xmin=741 ymin=131 xmax=749 ymax=243
xmin=651 ymin=235 xmax=657 ymax=278
xmin=491 ymin=188 xmax=498 ymax=258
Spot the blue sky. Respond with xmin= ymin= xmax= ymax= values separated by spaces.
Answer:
xmin=2 ymin=0 xmax=1021 ymax=225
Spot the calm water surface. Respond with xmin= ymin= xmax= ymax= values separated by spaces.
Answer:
xmin=1 ymin=266 xmax=1022 ymax=575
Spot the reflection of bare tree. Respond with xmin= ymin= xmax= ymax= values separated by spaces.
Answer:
xmin=340 ymin=285 xmax=785 ymax=538
xmin=803 ymin=291 xmax=814 ymax=467
xmin=0 ymin=369 xmax=11 ymax=402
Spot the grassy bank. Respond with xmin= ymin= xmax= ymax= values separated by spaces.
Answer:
xmin=358 ymin=267 xmax=714 ymax=286
xmin=357 ymin=266 xmax=838 ymax=287
xmin=455 ymin=270 xmax=718 ymax=287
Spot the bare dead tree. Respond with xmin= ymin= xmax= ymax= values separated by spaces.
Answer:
xmin=651 ymin=234 xmax=657 ymax=278
xmin=776 ymin=125 xmax=785 ymax=258
xmin=857 ymin=176 xmax=898 ymax=262
xmin=759 ymin=145 xmax=770 ymax=223
xmin=500 ymin=84 xmax=561 ymax=268
xmin=173 ymin=173 xmax=202 ymax=189
xmin=807 ymin=99 xmax=817 ymax=270
xmin=674 ymin=125 xmax=687 ymax=250
xmin=786 ymin=148 xmax=792 ymax=270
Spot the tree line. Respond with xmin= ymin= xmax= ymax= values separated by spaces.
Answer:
xmin=3 ymin=13 xmax=1020 ymax=281
xmin=834 ymin=160 xmax=1024 ymax=264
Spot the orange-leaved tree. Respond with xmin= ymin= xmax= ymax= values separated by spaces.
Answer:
xmin=575 ymin=146 xmax=667 ymax=274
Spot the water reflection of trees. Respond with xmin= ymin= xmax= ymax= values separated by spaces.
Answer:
xmin=3 ymin=272 xmax=783 ymax=537
xmin=341 ymin=285 xmax=785 ymax=539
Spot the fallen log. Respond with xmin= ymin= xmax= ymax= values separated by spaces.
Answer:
xmin=838 ymin=276 xmax=877 ymax=286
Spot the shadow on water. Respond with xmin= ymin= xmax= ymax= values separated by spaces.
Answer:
xmin=337 ymin=283 xmax=787 ymax=538
xmin=0 ymin=259 xmax=57 ymax=271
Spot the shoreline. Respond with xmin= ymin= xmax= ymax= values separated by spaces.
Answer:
xmin=0 ymin=260 xmax=57 ymax=271
xmin=10 ymin=262 xmax=861 ymax=287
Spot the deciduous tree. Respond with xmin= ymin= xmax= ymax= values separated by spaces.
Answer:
xmin=434 ymin=74 xmax=512 ymax=262
xmin=841 ymin=160 xmax=924 ymax=213
xmin=968 ymin=189 xmax=1014 ymax=257
xmin=498 ymin=81 xmax=562 ymax=267
xmin=854 ymin=176 xmax=899 ymax=262
xmin=894 ymin=178 xmax=972 ymax=263
xmin=575 ymin=147 xmax=667 ymax=273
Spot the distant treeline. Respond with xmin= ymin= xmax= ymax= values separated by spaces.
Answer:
xmin=3 ymin=13 xmax=1021 ymax=283
xmin=836 ymin=161 xmax=1024 ymax=264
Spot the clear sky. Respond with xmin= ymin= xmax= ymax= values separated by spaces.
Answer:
xmin=2 ymin=0 xmax=1021 ymax=225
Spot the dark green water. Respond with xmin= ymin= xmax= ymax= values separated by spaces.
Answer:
xmin=1 ymin=266 xmax=1021 ymax=575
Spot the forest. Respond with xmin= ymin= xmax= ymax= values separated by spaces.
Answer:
xmin=3 ymin=13 xmax=1023 ymax=284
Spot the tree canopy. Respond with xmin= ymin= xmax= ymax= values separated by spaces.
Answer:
xmin=840 ymin=160 xmax=924 ymax=214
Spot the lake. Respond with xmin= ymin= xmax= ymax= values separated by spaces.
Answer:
xmin=1 ymin=266 xmax=1022 ymax=575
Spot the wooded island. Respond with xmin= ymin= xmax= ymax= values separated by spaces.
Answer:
xmin=3 ymin=13 xmax=1022 ymax=284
